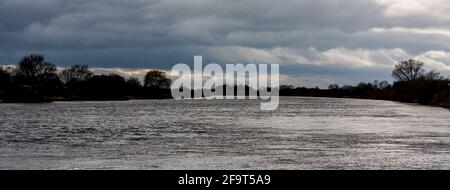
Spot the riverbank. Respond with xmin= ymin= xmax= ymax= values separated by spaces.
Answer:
xmin=279 ymin=80 xmax=450 ymax=109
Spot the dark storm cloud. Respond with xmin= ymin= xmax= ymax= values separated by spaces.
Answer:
xmin=1 ymin=0 xmax=450 ymax=87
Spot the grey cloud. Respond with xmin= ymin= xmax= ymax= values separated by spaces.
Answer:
xmin=1 ymin=0 xmax=450 ymax=86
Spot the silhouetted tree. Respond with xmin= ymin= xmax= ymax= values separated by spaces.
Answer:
xmin=60 ymin=64 xmax=93 ymax=83
xmin=392 ymin=59 xmax=425 ymax=81
xmin=84 ymin=74 xmax=127 ymax=100
xmin=390 ymin=60 xmax=449 ymax=105
xmin=422 ymin=70 xmax=444 ymax=81
xmin=144 ymin=71 xmax=171 ymax=89
xmin=0 ymin=67 xmax=11 ymax=99
xmin=126 ymin=77 xmax=142 ymax=88
xmin=126 ymin=77 xmax=143 ymax=97
xmin=16 ymin=54 xmax=56 ymax=80
xmin=4 ymin=55 xmax=62 ymax=102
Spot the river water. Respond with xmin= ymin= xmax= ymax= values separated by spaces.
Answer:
xmin=0 ymin=97 xmax=449 ymax=169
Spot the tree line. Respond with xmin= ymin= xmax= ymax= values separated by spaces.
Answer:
xmin=1 ymin=55 xmax=449 ymax=109
xmin=0 ymin=54 xmax=171 ymax=102
xmin=280 ymin=59 xmax=450 ymax=108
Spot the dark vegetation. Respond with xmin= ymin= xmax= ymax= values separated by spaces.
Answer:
xmin=0 ymin=54 xmax=171 ymax=102
xmin=280 ymin=59 xmax=450 ymax=108
xmin=1 ymin=55 xmax=449 ymax=109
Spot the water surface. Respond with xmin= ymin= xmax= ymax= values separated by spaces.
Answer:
xmin=0 ymin=97 xmax=449 ymax=169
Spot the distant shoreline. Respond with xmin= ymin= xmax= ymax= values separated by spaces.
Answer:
xmin=2 ymin=56 xmax=449 ymax=109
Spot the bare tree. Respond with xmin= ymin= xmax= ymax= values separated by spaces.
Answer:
xmin=60 ymin=64 xmax=93 ymax=83
xmin=144 ymin=71 xmax=171 ymax=89
xmin=392 ymin=59 xmax=425 ymax=81
xmin=17 ymin=54 xmax=56 ymax=78
xmin=423 ymin=70 xmax=444 ymax=81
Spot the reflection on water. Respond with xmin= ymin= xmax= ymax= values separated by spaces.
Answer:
xmin=0 ymin=97 xmax=449 ymax=169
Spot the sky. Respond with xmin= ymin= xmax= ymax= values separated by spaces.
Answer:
xmin=1 ymin=0 xmax=450 ymax=87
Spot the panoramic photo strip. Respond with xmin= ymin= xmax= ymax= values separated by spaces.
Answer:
xmin=0 ymin=0 xmax=449 ymax=188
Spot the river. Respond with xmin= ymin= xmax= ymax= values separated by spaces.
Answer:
xmin=0 ymin=97 xmax=449 ymax=169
